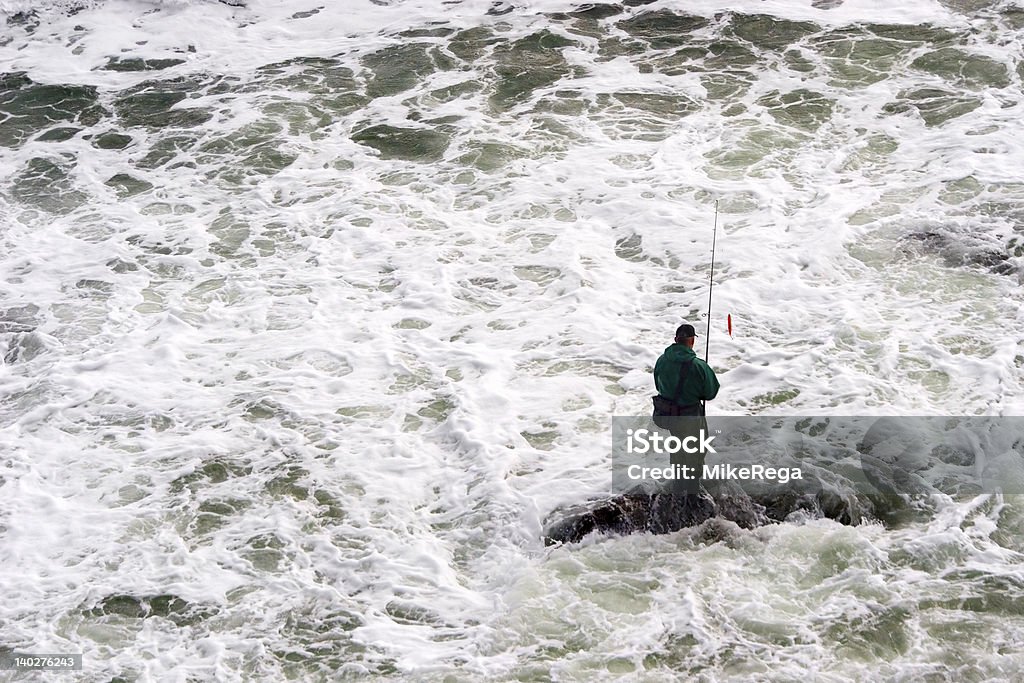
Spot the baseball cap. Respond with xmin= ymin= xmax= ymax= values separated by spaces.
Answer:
xmin=675 ymin=323 xmax=697 ymax=338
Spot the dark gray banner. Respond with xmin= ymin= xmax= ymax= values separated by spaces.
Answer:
xmin=611 ymin=416 xmax=1024 ymax=495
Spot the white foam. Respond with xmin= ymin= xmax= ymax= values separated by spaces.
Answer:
xmin=2 ymin=0 xmax=1023 ymax=678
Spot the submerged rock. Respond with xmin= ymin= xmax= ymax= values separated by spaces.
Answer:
xmin=542 ymin=485 xmax=872 ymax=545
xmin=903 ymin=229 xmax=1019 ymax=276
xmin=544 ymin=490 xmax=736 ymax=545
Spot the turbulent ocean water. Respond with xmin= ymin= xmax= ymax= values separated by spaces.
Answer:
xmin=2 ymin=0 xmax=1024 ymax=679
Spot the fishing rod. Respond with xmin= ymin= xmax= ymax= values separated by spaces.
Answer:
xmin=705 ymin=200 xmax=719 ymax=363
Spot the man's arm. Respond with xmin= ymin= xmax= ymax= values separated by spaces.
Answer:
xmin=653 ymin=355 xmax=668 ymax=396
xmin=700 ymin=363 xmax=720 ymax=401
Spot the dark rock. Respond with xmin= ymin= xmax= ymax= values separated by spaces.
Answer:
xmin=902 ymin=229 xmax=1016 ymax=276
xmin=543 ymin=481 xmax=872 ymax=545
xmin=543 ymin=490 xmax=717 ymax=544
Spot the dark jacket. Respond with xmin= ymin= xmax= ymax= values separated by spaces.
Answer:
xmin=653 ymin=343 xmax=720 ymax=407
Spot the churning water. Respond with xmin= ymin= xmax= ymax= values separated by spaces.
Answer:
xmin=2 ymin=0 xmax=1024 ymax=679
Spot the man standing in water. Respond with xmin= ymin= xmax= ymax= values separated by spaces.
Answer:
xmin=652 ymin=323 xmax=720 ymax=499
xmin=542 ymin=322 xmax=722 ymax=544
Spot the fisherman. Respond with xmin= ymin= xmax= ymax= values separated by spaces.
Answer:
xmin=652 ymin=323 xmax=720 ymax=497
xmin=543 ymin=322 xmax=723 ymax=544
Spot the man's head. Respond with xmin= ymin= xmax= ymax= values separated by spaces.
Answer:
xmin=675 ymin=323 xmax=697 ymax=347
